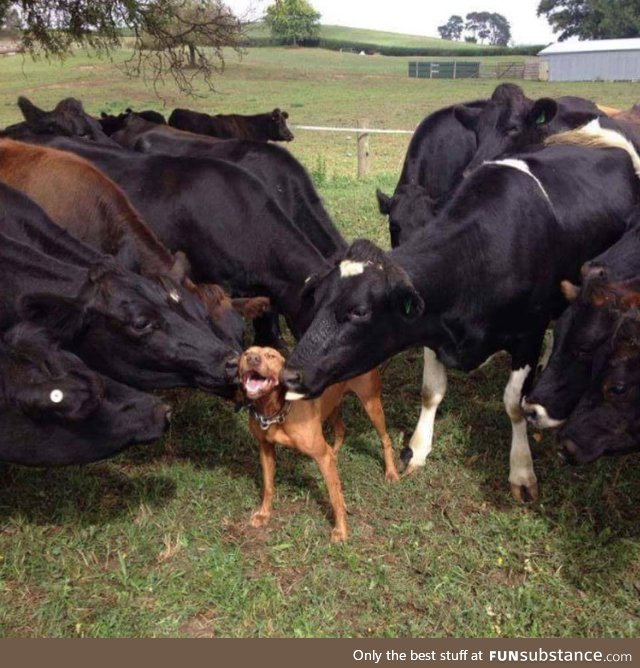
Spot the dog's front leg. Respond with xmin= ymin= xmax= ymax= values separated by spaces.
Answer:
xmin=250 ymin=439 xmax=276 ymax=528
xmin=312 ymin=443 xmax=348 ymax=543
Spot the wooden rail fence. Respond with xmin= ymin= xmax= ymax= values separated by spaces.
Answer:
xmin=291 ymin=123 xmax=414 ymax=178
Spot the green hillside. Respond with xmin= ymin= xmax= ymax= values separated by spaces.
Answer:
xmin=246 ymin=21 xmax=483 ymax=51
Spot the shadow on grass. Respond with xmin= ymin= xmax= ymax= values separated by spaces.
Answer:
xmin=0 ymin=461 xmax=176 ymax=526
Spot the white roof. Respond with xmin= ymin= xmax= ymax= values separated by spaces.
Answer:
xmin=539 ymin=38 xmax=640 ymax=55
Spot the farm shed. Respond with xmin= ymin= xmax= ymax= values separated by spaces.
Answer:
xmin=538 ymin=38 xmax=640 ymax=82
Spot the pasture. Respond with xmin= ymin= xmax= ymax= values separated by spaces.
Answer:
xmin=0 ymin=46 xmax=640 ymax=637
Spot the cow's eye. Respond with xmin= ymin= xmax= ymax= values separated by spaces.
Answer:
xmin=608 ymin=383 xmax=627 ymax=396
xmin=130 ymin=317 xmax=154 ymax=335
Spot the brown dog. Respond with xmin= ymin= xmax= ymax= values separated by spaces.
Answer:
xmin=239 ymin=346 xmax=398 ymax=542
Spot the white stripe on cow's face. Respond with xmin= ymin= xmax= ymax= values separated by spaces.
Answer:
xmin=484 ymin=158 xmax=553 ymax=207
xmin=339 ymin=260 xmax=367 ymax=278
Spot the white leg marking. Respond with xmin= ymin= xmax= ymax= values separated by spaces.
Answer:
xmin=503 ymin=365 xmax=537 ymax=499
xmin=407 ymin=347 xmax=447 ymax=468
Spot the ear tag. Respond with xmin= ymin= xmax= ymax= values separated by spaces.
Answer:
xmin=535 ymin=112 xmax=546 ymax=125
xmin=169 ymin=289 xmax=181 ymax=304
xmin=404 ymin=299 xmax=413 ymax=316
xmin=50 ymin=389 xmax=64 ymax=404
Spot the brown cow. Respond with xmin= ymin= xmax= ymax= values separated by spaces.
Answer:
xmin=0 ymin=139 xmax=267 ymax=343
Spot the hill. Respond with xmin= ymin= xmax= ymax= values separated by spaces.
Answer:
xmin=245 ymin=22 xmax=543 ymax=56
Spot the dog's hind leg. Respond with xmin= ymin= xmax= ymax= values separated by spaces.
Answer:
xmin=327 ymin=406 xmax=346 ymax=453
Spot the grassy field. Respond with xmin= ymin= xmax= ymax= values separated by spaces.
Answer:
xmin=0 ymin=46 xmax=640 ymax=637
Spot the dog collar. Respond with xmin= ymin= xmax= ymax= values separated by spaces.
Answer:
xmin=250 ymin=401 xmax=291 ymax=431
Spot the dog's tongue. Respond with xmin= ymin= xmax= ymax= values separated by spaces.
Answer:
xmin=244 ymin=373 xmax=273 ymax=398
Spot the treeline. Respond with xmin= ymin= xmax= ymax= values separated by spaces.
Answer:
xmin=245 ymin=36 xmax=544 ymax=57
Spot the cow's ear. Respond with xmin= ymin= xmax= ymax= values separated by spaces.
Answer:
xmin=17 ymin=96 xmax=47 ymax=124
xmin=18 ymin=294 xmax=86 ymax=342
xmin=560 ymin=280 xmax=580 ymax=303
xmin=232 ymin=296 xmax=271 ymax=319
xmin=282 ymin=110 xmax=289 ymax=119
xmin=272 ymin=108 xmax=281 ymax=118
xmin=100 ymin=111 xmax=109 ymax=119
xmin=527 ymin=98 xmax=557 ymax=127
xmin=391 ymin=282 xmax=424 ymax=320
xmin=376 ymin=189 xmax=392 ymax=215
xmin=169 ymin=251 xmax=191 ymax=283
xmin=453 ymin=104 xmax=483 ymax=130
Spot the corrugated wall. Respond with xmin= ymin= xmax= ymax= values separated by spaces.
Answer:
xmin=545 ymin=51 xmax=640 ymax=81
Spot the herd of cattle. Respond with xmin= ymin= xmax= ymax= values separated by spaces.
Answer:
xmin=1 ymin=83 xmax=640 ymax=539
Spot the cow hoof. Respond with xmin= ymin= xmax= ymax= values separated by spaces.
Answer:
xmin=249 ymin=511 xmax=271 ymax=528
xmin=330 ymin=527 xmax=348 ymax=543
xmin=510 ymin=481 xmax=539 ymax=503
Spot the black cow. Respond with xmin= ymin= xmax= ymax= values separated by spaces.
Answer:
xmin=283 ymin=135 xmax=640 ymax=501
xmin=523 ymin=216 xmax=640 ymax=429
xmin=456 ymin=88 xmax=609 ymax=174
xmin=0 ymin=323 xmax=170 ymax=465
xmin=376 ymin=99 xmax=487 ymax=247
xmin=0 ymin=182 xmax=239 ymax=393
xmin=559 ymin=312 xmax=640 ymax=464
xmin=108 ymin=114 xmax=344 ymax=259
xmin=25 ymin=136 xmax=341 ymax=346
xmin=99 ymin=108 xmax=166 ymax=136
xmin=2 ymin=97 xmax=113 ymax=144
xmin=169 ymin=107 xmax=294 ymax=142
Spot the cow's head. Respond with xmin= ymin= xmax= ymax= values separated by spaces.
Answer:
xmin=523 ymin=276 xmax=640 ymax=429
xmin=559 ymin=313 xmax=640 ymax=464
xmin=455 ymin=83 xmax=533 ymax=174
xmin=283 ymin=239 xmax=423 ymax=398
xmin=18 ymin=96 xmax=110 ymax=143
xmin=376 ymin=185 xmax=437 ymax=248
xmin=1 ymin=323 xmax=104 ymax=422
xmin=269 ymin=108 xmax=294 ymax=142
xmin=99 ymin=110 xmax=130 ymax=136
xmin=0 ymin=323 xmax=171 ymax=465
xmin=20 ymin=260 xmax=240 ymax=394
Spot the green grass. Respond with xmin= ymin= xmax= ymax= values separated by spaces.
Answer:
xmin=1 ymin=46 xmax=640 ymax=637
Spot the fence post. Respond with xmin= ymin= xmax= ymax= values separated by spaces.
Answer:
xmin=453 ymin=60 xmax=457 ymax=79
xmin=357 ymin=119 xmax=369 ymax=179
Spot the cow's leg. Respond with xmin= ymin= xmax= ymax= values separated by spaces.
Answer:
xmin=505 ymin=334 xmax=545 ymax=502
xmin=401 ymin=347 xmax=447 ymax=475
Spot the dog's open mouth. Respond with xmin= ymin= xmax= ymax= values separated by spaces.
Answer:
xmin=242 ymin=370 xmax=277 ymax=399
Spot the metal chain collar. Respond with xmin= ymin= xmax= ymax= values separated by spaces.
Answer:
xmin=250 ymin=401 xmax=291 ymax=431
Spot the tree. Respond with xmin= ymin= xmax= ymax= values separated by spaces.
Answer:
xmin=0 ymin=0 xmax=246 ymax=95
xmin=537 ymin=0 xmax=640 ymax=40
xmin=264 ymin=0 xmax=321 ymax=46
xmin=437 ymin=15 xmax=464 ymax=41
xmin=464 ymin=11 xmax=511 ymax=45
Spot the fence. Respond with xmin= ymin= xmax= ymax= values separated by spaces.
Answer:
xmin=291 ymin=122 xmax=414 ymax=178
xmin=409 ymin=59 xmax=542 ymax=81
xmin=408 ymin=61 xmax=480 ymax=79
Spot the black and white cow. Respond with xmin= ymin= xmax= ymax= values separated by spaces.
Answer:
xmin=284 ymin=124 xmax=640 ymax=500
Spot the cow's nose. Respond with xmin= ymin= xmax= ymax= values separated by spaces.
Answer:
xmin=581 ymin=262 xmax=607 ymax=282
xmin=560 ymin=439 xmax=579 ymax=465
xmin=281 ymin=367 xmax=303 ymax=389
xmin=162 ymin=403 xmax=173 ymax=426
xmin=521 ymin=398 xmax=540 ymax=424
xmin=224 ymin=353 xmax=239 ymax=380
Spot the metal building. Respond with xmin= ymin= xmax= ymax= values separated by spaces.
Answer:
xmin=538 ymin=38 xmax=640 ymax=82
